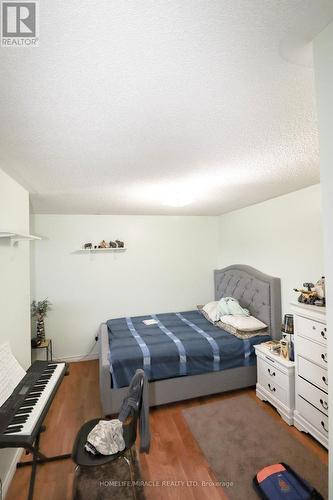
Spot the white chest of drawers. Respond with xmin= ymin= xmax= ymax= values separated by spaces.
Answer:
xmin=292 ymin=303 xmax=328 ymax=449
xmin=255 ymin=344 xmax=295 ymax=425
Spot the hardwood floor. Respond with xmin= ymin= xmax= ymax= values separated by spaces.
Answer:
xmin=6 ymin=360 xmax=328 ymax=500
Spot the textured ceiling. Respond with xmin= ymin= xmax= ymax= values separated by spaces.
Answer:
xmin=0 ymin=0 xmax=332 ymax=215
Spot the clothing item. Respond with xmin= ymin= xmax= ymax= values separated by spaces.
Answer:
xmin=86 ymin=419 xmax=125 ymax=455
xmin=118 ymin=369 xmax=150 ymax=453
xmin=217 ymin=297 xmax=250 ymax=317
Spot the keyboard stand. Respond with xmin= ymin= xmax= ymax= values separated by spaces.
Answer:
xmin=16 ymin=426 xmax=71 ymax=500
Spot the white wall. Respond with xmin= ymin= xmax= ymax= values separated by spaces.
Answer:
xmin=314 ymin=22 xmax=333 ymax=500
xmin=218 ymin=184 xmax=324 ymax=316
xmin=31 ymin=215 xmax=219 ymax=360
xmin=0 ymin=168 xmax=30 ymax=496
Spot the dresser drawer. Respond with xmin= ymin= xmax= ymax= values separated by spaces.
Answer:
xmin=297 ymin=337 xmax=328 ymax=368
xmin=259 ymin=372 xmax=288 ymax=406
xmin=298 ymin=356 xmax=328 ymax=393
xmin=297 ymin=395 xmax=328 ymax=436
xmin=295 ymin=315 xmax=327 ymax=345
xmin=258 ymin=358 xmax=289 ymax=390
xmin=297 ymin=376 xmax=329 ymax=416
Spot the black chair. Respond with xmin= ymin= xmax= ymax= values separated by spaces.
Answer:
xmin=72 ymin=374 xmax=144 ymax=477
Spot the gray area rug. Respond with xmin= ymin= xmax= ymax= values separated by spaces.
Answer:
xmin=183 ymin=394 xmax=328 ymax=499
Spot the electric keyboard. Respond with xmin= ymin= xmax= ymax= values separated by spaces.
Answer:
xmin=0 ymin=360 xmax=67 ymax=449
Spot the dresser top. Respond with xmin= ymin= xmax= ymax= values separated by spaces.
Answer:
xmin=291 ymin=302 xmax=326 ymax=322
xmin=290 ymin=302 xmax=326 ymax=313
xmin=255 ymin=343 xmax=295 ymax=369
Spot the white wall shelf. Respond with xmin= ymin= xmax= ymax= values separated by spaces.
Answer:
xmin=75 ymin=247 xmax=127 ymax=253
xmin=0 ymin=232 xmax=42 ymax=243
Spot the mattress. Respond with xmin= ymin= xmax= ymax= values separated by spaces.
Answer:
xmin=107 ymin=310 xmax=270 ymax=388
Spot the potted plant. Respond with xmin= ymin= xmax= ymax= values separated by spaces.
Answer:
xmin=31 ymin=299 xmax=52 ymax=343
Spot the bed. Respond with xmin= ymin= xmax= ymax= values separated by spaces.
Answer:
xmin=98 ymin=265 xmax=281 ymax=415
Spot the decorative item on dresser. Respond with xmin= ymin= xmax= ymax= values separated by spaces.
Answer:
xmin=255 ymin=343 xmax=295 ymax=425
xmin=292 ymin=303 xmax=328 ymax=449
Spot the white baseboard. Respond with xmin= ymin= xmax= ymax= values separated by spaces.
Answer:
xmin=55 ymin=352 xmax=98 ymax=363
xmin=2 ymin=448 xmax=22 ymax=499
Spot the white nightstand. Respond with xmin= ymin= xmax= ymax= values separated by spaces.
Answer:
xmin=255 ymin=343 xmax=295 ymax=425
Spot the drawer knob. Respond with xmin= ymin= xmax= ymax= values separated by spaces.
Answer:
xmin=321 ymin=353 xmax=328 ymax=363
xmin=322 ymin=376 xmax=328 ymax=386
xmin=321 ymin=330 xmax=327 ymax=340
xmin=268 ymin=383 xmax=276 ymax=392
xmin=320 ymin=399 xmax=328 ymax=410
xmin=321 ymin=421 xmax=328 ymax=433
xmin=267 ymin=368 xmax=276 ymax=377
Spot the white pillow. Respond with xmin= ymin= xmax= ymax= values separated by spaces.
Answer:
xmin=202 ymin=301 xmax=220 ymax=323
xmin=219 ymin=315 xmax=267 ymax=332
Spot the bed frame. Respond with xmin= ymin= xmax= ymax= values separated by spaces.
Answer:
xmin=99 ymin=265 xmax=281 ymax=415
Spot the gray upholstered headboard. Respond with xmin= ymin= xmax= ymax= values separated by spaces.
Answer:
xmin=214 ymin=265 xmax=282 ymax=339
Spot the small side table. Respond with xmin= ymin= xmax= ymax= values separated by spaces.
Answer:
xmin=255 ymin=343 xmax=295 ymax=425
xmin=32 ymin=338 xmax=53 ymax=361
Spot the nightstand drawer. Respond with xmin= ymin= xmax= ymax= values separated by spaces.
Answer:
xmin=295 ymin=315 xmax=327 ymax=345
xmin=258 ymin=358 xmax=288 ymax=390
xmin=297 ymin=376 xmax=328 ymax=416
xmin=259 ymin=373 xmax=288 ymax=406
xmin=297 ymin=337 xmax=328 ymax=368
xmin=298 ymin=356 xmax=328 ymax=393
xmin=297 ymin=395 xmax=328 ymax=436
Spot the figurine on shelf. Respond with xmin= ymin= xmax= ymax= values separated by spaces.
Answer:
xmin=109 ymin=241 xmax=117 ymax=248
xmin=115 ymin=240 xmax=124 ymax=248
xmin=83 ymin=243 xmax=93 ymax=250
xmin=99 ymin=240 xmax=108 ymax=248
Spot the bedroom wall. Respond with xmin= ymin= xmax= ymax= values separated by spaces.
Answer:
xmin=0 ymin=168 xmax=31 ymax=497
xmin=218 ymin=184 xmax=324 ymax=317
xmin=31 ymin=215 xmax=219 ymax=360
xmin=313 ymin=22 xmax=333 ymax=499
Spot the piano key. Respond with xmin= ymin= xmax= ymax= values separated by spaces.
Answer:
xmin=20 ymin=400 xmax=38 ymax=407
xmin=15 ymin=407 xmax=33 ymax=415
xmin=13 ymin=413 xmax=29 ymax=419
xmin=13 ymin=412 xmax=29 ymax=419
xmin=4 ymin=425 xmax=23 ymax=434
xmin=11 ymin=417 xmax=28 ymax=425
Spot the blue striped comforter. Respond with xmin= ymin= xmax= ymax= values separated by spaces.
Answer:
xmin=107 ymin=310 xmax=270 ymax=388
